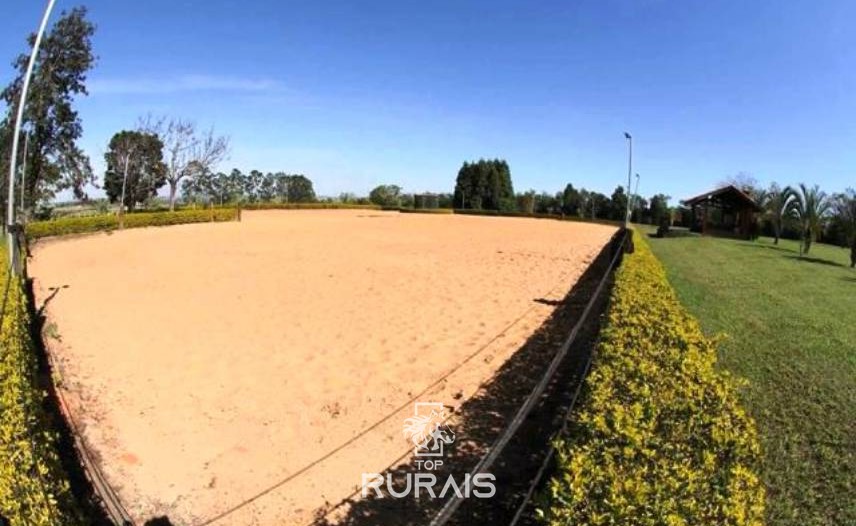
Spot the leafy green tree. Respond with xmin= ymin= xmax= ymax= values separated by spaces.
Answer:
xmin=226 ymin=169 xmax=245 ymax=203
xmin=591 ymin=192 xmax=611 ymax=219
xmin=789 ymin=183 xmax=831 ymax=255
xmin=832 ymin=189 xmax=856 ymax=267
xmin=535 ymin=192 xmax=561 ymax=214
xmin=517 ymin=191 xmax=536 ymax=214
xmin=562 ymin=184 xmax=582 ymax=216
xmin=338 ymin=192 xmax=358 ymax=204
xmin=258 ymin=173 xmax=277 ymax=202
xmin=103 ymin=131 xmax=166 ymax=212
xmin=369 ymin=184 xmax=402 ymax=206
xmin=283 ymin=174 xmax=316 ymax=202
xmin=649 ymin=194 xmax=671 ymax=226
xmin=631 ymin=196 xmax=648 ymax=223
xmin=243 ymin=170 xmax=263 ymax=203
xmin=0 ymin=7 xmax=96 ymax=216
xmin=453 ymin=159 xmax=514 ymax=210
xmin=610 ymin=186 xmax=628 ymax=221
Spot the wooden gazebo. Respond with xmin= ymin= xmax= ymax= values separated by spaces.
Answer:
xmin=682 ymin=185 xmax=761 ymax=239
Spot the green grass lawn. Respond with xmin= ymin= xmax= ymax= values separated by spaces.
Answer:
xmin=643 ymin=231 xmax=855 ymax=526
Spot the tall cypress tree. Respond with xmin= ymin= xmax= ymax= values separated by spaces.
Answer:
xmin=453 ymin=158 xmax=514 ymax=210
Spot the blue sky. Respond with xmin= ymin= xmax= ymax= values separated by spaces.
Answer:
xmin=3 ymin=0 xmax=856 ymax=202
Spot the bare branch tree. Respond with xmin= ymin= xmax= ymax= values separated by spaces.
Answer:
xmin=140 ymin=116 xmax=229 ymax=210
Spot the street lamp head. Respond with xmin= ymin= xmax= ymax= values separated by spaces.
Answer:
xmin=624 ymin=132 xmax=632 ymax=139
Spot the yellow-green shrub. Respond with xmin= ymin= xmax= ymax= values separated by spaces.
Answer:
xmin=452 ymin=208 xmax=621 ymax=226
xmin=26 ymin=208 xmax=239 ymax=239
xmin=238 ymin=202 xmax=381 ymax=210
xmin=539 ymin=230 xmax=765 ymax=526
xmin=0 ymin=249 xmax=82 ymax=525
xmin=397 ymin=207 xmax=455 ymax=214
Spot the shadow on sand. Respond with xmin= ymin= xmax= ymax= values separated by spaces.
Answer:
xmin=312 ymin=231 xmax=626 ymax=526
xmin=23 ymin=279 xmax=115 ymax=526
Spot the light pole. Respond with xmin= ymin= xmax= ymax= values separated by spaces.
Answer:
xmin=623 ymin=132 xmax=632 ymax=228
xmin=20 ymin=131 xmax=30 ymax=221
xmin=632 ymin=172 xmax=640 ymax=222
xmin=6 ymin=0 xmax=57 ymax=274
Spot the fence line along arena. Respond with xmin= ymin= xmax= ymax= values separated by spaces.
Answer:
xmin=28 ymin=209 xmax=616 ymax=525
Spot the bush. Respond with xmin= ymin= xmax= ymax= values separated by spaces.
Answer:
xmin=237 ymin=202 xmax=381 ymax=211
xmin=413 ymin=194 xmax=439 ymax=209
xmin=397 ymin=207 xmax=454 ymax=214
xmin=452 ymin=208 xmax=621 ymax=226
xmin=26 ymin=208 xmax=240 ymax=239
xmin=539 ymin=230 xmax=765 ymax=526
xmin=0 ymin=248 xmax=82 ymax=524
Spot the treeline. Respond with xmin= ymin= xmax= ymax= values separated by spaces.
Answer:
xmin=447 ymin=158 xmax=670 ymax=223
xmin=180 ymin=170 xmax=315 ymax=205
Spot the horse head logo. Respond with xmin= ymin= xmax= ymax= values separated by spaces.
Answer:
xmin=403 ymin=403 xmax=456 ymax=457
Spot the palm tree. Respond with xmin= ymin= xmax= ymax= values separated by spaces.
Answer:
xmin=789 ymin=183 xmax=831 ymax=255
xmin=833 ymin=189 xmax=856 ymax=267
xmin=765 ymin=183 xmax=795 ymax=245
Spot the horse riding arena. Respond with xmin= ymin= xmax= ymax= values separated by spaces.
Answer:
xmin=28 ymin=209 xmax=616 ymax=525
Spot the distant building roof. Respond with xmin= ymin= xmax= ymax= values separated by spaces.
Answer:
xmin=682 ymin=185 xmax=762 ymax=211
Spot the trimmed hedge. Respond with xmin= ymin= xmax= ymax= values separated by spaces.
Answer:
xmin=397 ymin=207 xmax=455 ymax=214
xmin=540 ymin=230 xmax=765 ymax=525
xmin=453 ymin=208 xmax=622 ymax=226
xmin=0 ymin=249 xmax=82 ymax=525
xmin=237 ymin=202 xmax=381 ymax=210
xmin=26 ymin=208 xmax=240 ymax=239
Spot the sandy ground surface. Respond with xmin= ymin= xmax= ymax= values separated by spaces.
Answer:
xmin=28 ymin=210 xmax=615 ymax=526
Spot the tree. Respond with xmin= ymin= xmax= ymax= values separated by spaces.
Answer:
xmin=181 ymin=171 xmax=206 ymax=205
xmin=649 ymin=194 xmax=671 ymax=226
xmin=534 ymin=192 xmax=561 ymax=214
xmin=283 ymin=174 xmax=316 ymax=202
xmin=0 ymin=7 xmax=96 ymax=218
xmin=789 ymin=183 xmax=830 ymax=255
xmin=244 ymin=170 xmax=264 ymax=203
xmin=631 ymin=196 xmax=648 ymax=223
xmin=259 ymin=172 xmax=277 ymax=202
xmin=832 ymin=189 xmax=856 ymax=267
xmin=561 ymin=183 xmax=582 ymax=216
xmin=609 ymin=186 xmax=628 ymax=221
xmin=103 ymin=131 xmax=166 ymax=212
xmin=141 ymin=116 xmax=229 ymax=210
xmin=764 ymin=183 xmax=794 ymax=245
xmin=517 ymin=191 xmax=536 ymax=214
xmin=369 ymin=184 xmax=402 ymax=206
xmin=453 ymin=159 xmax=514 ymax=210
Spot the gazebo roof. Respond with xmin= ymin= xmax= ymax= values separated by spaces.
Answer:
xmin=682 ymin=185 xmax=762 ymax=212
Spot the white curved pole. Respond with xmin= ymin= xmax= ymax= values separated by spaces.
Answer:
xmin=6 ymin=0 xmax=57 ymax=271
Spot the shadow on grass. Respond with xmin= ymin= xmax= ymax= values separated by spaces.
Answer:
xmin=645 ymin=230 xmax=697 ymax=240
xmin=311 ymin=231 xmax=626 ymax=526
xmin=737 ymin=242 xmax=797 ymax=254
xmin=784 ymin=255 xmax=846 ymax=268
